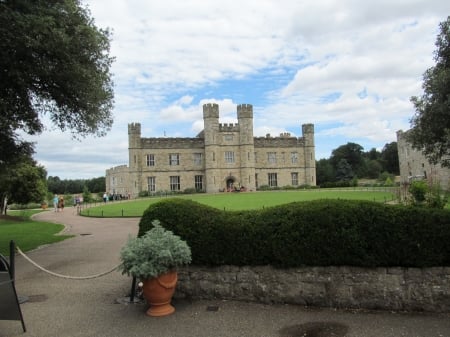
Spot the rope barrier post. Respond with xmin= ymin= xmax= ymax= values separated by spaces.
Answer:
xmin=129 ymin=276 xmax=137 ymax=302
xmin=9 ymin=240 xmax=15 ymax=280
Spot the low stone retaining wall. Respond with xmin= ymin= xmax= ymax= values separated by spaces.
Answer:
xmin=176 ymin=265 xmax=450 ymax=312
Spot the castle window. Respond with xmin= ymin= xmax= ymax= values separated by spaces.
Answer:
xmin=147 ymin=176 xmax=156 ymax=192
xmin=169 ymin=153 xmax=180 ymax=166
xmin=291 ymin=172 xmax=298 ymax=186
xmin=254 ymin=152 xmax=257 ymax=162
xmin=225 ymin=151 xmax=235 ymax=163
xmin=291 ymin=152 xmax=298 ymax=164
xmin=194 ymin=153 xmax=203 ymax=166
xmin=146 ymin=154 xmax=155 ymax=166
xmin=170 ymin=176 xmax=180 ymax=191
xmin=268 ymin=152 xmax=277 ymax=164
xmin=268 ymin=173 xmax=278 ymax=187
xmin=195 ymin=175 xmax=203 ymax=191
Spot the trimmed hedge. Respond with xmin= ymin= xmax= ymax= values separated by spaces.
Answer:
xmin=138 ymin=198 xmax=450 ymax=268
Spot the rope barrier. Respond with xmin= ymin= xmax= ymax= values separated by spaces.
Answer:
xmin=16 ymin=246 xmax=122 ymax=280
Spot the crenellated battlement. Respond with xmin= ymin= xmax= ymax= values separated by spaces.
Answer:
xmin=203 ymin=103 xmax=219 ymax=119
xmin=237 ymin=104 xmax=253 ymax=118
xmin=219 ymin=123 xmax=239 ymax=132
xmin=128 ymin=123 xmax=141 ymax=135
xmin=141 ymin=137 xmax=205 ymax=149
xmin=302 ymin=123 xmax=314 ymax=134
xmin=254 ymin=135 xmax=305 ymax=147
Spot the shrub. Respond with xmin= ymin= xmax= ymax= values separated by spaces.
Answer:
xmin=139 ymin=198 xmax=450 ymax=268
xmin=409 ymin=180 xmax=428 ymax=204
xmin=120 ymin=220 xmax=191 ymax=279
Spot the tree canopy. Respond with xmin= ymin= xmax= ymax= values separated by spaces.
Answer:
xmin=409 ymin=16 xmax=450 ymax=168
xmin=0 ymin=0 xmax=115 ymax=167
xmin=0 ymin=0 xmax=114 ymax=210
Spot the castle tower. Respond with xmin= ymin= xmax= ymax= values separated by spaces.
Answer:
xmin=302 ymin=123 xmax=316 ymax=185
xmin=237 ymin=104 xmax=256 ymax=190
xmin=203 ymin=103 xmax=220 ymax=193
xmin=128 ymin=123 xmax=142 ymax=195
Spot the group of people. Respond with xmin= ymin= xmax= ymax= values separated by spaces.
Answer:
xmin=52 ymin=194 xmax=65 ymax=212
xmin=52 ymin=194 xmax=83 ymax=212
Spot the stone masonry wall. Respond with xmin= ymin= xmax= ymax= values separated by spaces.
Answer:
xmin=175 ymin=265 xmax=450 ymax=312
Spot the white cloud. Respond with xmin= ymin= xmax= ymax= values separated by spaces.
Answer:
xmin=25 ymin=0 xmax=450 ymax=178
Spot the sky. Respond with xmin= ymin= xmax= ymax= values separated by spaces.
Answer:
xmin=25 ymin=0 xmax=450 ymax=179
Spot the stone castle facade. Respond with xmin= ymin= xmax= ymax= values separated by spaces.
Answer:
xmin=106 ymin=103 xmax=316 ymax=196
xmin=397 ymin=129 xmax=449 ymax=191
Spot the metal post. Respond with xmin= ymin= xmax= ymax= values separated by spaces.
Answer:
xmin=129 ymin=276 xmax=137 ymax=302
xmin=9 ymin=240 xmax=15 ymax=279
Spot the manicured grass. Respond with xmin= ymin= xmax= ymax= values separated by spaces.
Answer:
xmin=80 ymin=188 xmax=397 ymax=217
xmin=0 ymin=211 xmax=73 ymax=256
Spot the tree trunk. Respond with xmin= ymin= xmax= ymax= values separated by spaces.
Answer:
xmin=1 ymin=195 xmax=8 ymax=215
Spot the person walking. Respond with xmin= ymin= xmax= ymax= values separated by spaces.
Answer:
xmin=58 ymin=196 xmax=65 ymax=212
xmin=53 ymin=194 xmax=59 ymax=212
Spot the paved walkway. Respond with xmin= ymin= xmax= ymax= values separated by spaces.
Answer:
xmin=2 ymin=208 xmax=450 ymax=337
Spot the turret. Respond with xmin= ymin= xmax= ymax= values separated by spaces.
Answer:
xmin=128 ymin=123 xmax=141 ymax=148
xmin=203 ymin=103 xmax=219 ymax=145
xmin=237 ymin=104 xmax=254 ymax=144
xmin=302 ymin=123 xmax=314 ymax=147
xmin=237 ymin=104 xmax=255 ymax=191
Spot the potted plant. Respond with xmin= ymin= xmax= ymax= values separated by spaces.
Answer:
xmin=119 ymin=220 xmax=191 ymax=316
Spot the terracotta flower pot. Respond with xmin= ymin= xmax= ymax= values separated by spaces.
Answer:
xmin=142 ymin=270 xmax=178 ymax=317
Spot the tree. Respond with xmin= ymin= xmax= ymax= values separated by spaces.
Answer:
xmin=0 ymin=158 xmax=47 ymax=214
xmin=0 ymin=0 xmax=114 ymax=163
xmin=409 ymin=16 xmax=450 ymax=168
xmin=335 ymin=159 xmax=355 ymax=181
xmin=86 ymin=177 xmax=106 ymax=193
xmin=316 ymin=158 xmax=335 ymax=185
xmin=366 ymin=160 xmax=383 ymax=179
xmin=380 ymin=142 xmax=399 ymax=175
xmin=330 ymin=143 xmax=365 ymax=177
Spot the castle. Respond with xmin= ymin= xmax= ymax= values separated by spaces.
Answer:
xmin=106 ymin=103 xmax=316 ymax=196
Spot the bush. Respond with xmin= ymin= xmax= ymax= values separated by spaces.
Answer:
xmin=409 ymin=180 xmax=428 ymax=204
xmin=139 ymin=198 xmax=450 ymax=268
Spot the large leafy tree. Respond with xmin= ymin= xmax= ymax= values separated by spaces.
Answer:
xmin=0 ymin=0 xmax=114 ymax=211
xmin=0 ymin=0 xmax=114 ymax=166
xmin=329 ymin=142 xmax=365 ymax=177
xmin=380 ymin=142 xmax=399 ymax=175
xmin=409 ymin=16 xmax=450 ymax=168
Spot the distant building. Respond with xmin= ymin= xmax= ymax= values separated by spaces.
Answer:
xmin=396 ymin=129 xmax=449 ymax=191
xmin=106 ymin=103 xmax=316 ymax=196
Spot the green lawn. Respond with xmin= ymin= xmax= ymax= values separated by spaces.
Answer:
xmin=80 ymin=188 xmax=397 ymax=217
xmin=0 ymin=211 xmax=73 ymax=256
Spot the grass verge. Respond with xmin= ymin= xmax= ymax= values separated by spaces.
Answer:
xmin=0 ymin=210 xmax=73 ymax=256
xmin=80 ymin=189 xmax=397 ymax=217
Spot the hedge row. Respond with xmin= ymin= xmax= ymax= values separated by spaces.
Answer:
xmin=138 ymin=198 xmax=450 ymax=268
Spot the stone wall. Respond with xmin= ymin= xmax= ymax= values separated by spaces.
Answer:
xmin=175 ymin=265 xmax=450 ymax=312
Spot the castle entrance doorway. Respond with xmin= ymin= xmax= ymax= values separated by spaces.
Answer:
xmin=226 ymin=177 xmax=235 ymax=192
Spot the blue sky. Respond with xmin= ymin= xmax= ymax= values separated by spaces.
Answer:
xmin=25 ymin=0 xmax=450 ymax=179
